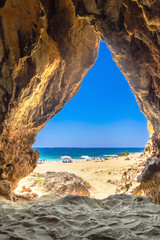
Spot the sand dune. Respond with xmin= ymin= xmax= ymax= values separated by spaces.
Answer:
xmin=0 ymin=194 xmax=160 ymax=240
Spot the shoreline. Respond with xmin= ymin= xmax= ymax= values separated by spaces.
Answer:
xmin=36 ymin=147 xmax=144 ymax=163
xmin=38 ymin=151 xmax=144 ymax=163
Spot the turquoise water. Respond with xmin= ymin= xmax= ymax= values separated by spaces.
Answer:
xmin=35 ymin=148 xmax=144 ymax=161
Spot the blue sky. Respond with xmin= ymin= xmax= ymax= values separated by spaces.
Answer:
xmin=33 ymin=41 xmax=149 ymax=148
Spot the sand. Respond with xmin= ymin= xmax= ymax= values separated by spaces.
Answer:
xmin=33 ymin=153 xmax=145 ymax=199
xmin=1 ymin=194 xmax=160 ymax=240
xmin=1 ymin=153 xmax=160 ymax=240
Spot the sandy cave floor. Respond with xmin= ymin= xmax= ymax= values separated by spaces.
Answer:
xmin=1 ymin=194 xmax=160 ymax=240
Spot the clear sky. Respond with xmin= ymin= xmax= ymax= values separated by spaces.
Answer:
xmin=33 ymin=41 xmax=149 ymax=148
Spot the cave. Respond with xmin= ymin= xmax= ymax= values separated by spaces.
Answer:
xmin=0 ymin=0 xmax=160 ymax=203
xmin=1 ymin=0 xmax=160 ymax=239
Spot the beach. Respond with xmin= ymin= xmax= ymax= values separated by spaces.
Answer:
xmin=15 ymin=152 xmax=145 ymax=199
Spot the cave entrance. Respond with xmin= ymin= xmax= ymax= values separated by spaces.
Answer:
xmin=34 ymin=41 xmax=148 ymax=149
xmin=15 ymin=41 xmax=149 ymax=199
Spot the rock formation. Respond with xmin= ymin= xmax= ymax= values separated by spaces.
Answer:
xmin=43 ymin=171 xmax=90 ymax=196
xmin=0 ymin=0 xmax=99 ymax=190
xmin=67 ymin=0 xmax=160 ymax=203
xmin=15 ymin=171 xmax=90 ymax=197
xmin=72 ymin=0 xmax=160 ymax=156
xmin=116 ymin=155 xmax=160 ymax=204
xmin=1 ymin=0 xmax=160 ymax=202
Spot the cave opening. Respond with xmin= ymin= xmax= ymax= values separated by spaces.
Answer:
xmin=15 ymin=41 xmax=148 ymax=199
xmin=34 ymin=41 xmax=149 ymax=149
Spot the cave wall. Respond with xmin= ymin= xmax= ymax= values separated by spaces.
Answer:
xmin=72 ymin=0 xmax=160 ymax=156
xmin=72 ymin=0 xmax=160 ymax=203
xmin=0 ymin=0 xmax=160 ymax=201
xmin=0 ymin=0 xmax=99 ymax=189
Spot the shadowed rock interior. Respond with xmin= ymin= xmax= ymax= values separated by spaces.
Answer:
xmin=0 ymin=0 xmax=160 ymax=203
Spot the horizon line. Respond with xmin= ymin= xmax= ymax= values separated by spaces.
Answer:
xmin=34 ymin=146 xmax=145 ymax=149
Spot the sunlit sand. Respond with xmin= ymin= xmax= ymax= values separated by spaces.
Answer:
xmin=15 ymin=152 xmax=145 ymax=199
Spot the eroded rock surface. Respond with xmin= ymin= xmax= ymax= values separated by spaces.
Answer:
xmin=116 ymin=156 xmax=160 ymax=204
xmin=0 ymin=0 xmax=99 ymax=191
xmin=1 ymin=0 xmax=160 ymax=201
xmin=72 ymin=0 xmax=160 ymax=155
xmin=1 ymin=194 xmax=160 ymax=239
xmin=72 ymin=0 xmax=160 ymax=203
xmin=15 ymin=171 xmax=90 ymax=197
xmin=43 ymin=171 xmax=90 ymax=196
xmin=0 ymin=180 xmax=14 ymax=200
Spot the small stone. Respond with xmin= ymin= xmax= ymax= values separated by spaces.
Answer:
xmin=0 ymin=180 xmax=14 ymax=200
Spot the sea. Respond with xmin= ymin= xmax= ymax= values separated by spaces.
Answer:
xmin=35 ymin=148 xmax=144 ymax=162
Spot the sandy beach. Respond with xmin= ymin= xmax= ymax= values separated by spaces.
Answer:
xmin=15 ymin=153 xmax=145 ymax=199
